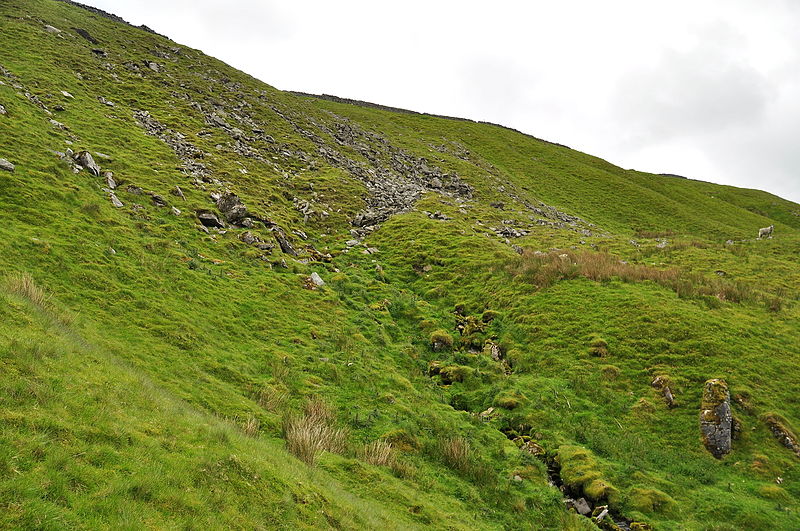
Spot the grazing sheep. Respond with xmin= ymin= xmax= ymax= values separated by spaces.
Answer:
xmin=758 ymin=225 xmax=774 ymax=239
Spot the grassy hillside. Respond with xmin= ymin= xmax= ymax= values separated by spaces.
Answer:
xmin=1 ymin=1 xmax=799 ymax=529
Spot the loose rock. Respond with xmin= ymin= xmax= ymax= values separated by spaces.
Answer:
xmin=310 ymin=272 xmax=325 ymax=287
xmin=197 ymin=210 xmax=224 ymax=228
xmin=171 ymin=185 xmax=186 ymax=200
xmin=0 ymin=158 xmax=14 ymax=172
xmin=74 ymin=151 xmax=100 ymax=176
xmin=272 ymin=228 xmax=297 ymax=255
xmin=103 ymin=171 xmax=116 ymax=189
xmin=109 ymin=192 xmax=123 ymax=208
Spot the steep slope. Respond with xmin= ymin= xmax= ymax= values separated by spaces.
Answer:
xmin=1 ymin=1 xmax=799 ymax=530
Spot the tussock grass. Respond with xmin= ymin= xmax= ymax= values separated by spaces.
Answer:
xmin=360 ymin=440 xmax=396 ymax=467
xmin=508 ymin=250 xmax=757 ymax=303
xmin=432 ymin=436 xmax=492 ymax=485
xmin=5 ymin=272 xmax=51 ymax=308
xmin=241 ymin=416 xmax=260 ymax=438
xmin=282 ymin=399 xmax=347 ymax=465
xmin=256 ymin=386 xmax=289 ymax=412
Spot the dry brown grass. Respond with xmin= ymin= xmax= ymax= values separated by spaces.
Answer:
xmin=440 ymin=436 xmax=472 ymax=474
xmin=241 ymin=416 xmax=260 ymax=438
xmin=283 ymin=399 xmax=347 ymax=465
xmin=5 ymin=272 xmax=51 ymax=308
xmin=507 ymin=250 xmax=756 ymax=303
xmin=256 ymin=386 xmax=288 ymax=412
xmin=361 ymin=440 xmax=396 ymax=467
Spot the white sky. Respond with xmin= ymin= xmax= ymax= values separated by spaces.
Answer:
xmin=85 ymin=0 xmax=800 ymax=203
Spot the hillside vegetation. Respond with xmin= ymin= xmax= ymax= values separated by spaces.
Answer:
xmin=1 ymin=1 xmax=799 ymax=529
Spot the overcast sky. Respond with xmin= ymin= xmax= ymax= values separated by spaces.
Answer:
xmin=85 ymin=0 xmax=800 ymax=203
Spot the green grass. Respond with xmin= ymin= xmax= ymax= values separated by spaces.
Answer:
xmin=0 ymin=0 xmax=799 ymax=529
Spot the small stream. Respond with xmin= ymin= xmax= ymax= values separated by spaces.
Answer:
xmin=540 ymin=451 xmax=632 ymax=530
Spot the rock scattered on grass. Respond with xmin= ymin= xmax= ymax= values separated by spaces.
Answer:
xmin=0 ymin=158 xmax=15 ymax=172
xmin=197 ymin=210 xmax=223 ymax=228
xmin=171 ymin=185 xmax=186 ymax=200
xmin=103 ymin=171 xmax=116 ymax=189
xmin=310 ymin=272 xmax=325 ymax=287
xmin=74 ymin=151 xmax=100 ymax=176
xmin=109 ymin=192 xmax=123 ymax=208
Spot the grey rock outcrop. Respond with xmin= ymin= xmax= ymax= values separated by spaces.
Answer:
xmin=109 ymin=192 xmax=123 ymax=208
xmin=310 ymin=272 xmax=325 ymax=287
xmin=272 ymin=228 xmax=297 ymax=255
xmin=0 ymin=158 xmax=14 ymax=172
xmin=74 ymin=151 xmax=100 ymax=176
xmin=700 ymin=379 xmax=733 ymax=458
xmin=104 ymin=171 xmax=116 ymax=189
xmin=216 ymin=192 xmax=250 ymax=225
xmin=197 ymin=210 xmax=223 ymax=228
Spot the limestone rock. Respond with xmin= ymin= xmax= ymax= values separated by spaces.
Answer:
xmin=0 ymin=104 xmax=6 ymax=115
xmin=572 ymin=497 xmax=592 ymax=516
xmin=149 ymin=193 xmax=167 ymax=207
xmin=109 ymin=192 xmax=123 ymax=208
xmin=272 ymin=228 xmax=297 ymax=255
xmin=44 ymin=24 xmax=62 ymax=33
xmin=763 ymin=414 xmax=800 ymax=458
xmin=197 ymin=210 xmax=223 ymax=228
xmin=216 ymin=192 xmax=250 ymax=224
xmin=171 ymin=185 xmax=186 ymax=200
xmin=700 ymin=379 xmax=733 ymax=458
xmin=74 ymin=151 xmax=100 ymax=176
xmin=0 ymin=158 xmax=14 ymax=172
xmin=103 ymin=171 xmax=116 ymax=189
xmin=310 ymin=272 xmax=325 ymax=287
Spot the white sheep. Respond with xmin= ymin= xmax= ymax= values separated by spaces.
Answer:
xmin=758 ymin=225 xmax=774 ymax=239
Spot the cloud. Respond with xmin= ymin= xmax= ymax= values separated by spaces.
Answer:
xmin=612 ymin=23 xmax=774 ymax=146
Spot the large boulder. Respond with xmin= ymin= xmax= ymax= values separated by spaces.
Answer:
xmin=216 ymin=192 xmax=250 ymax=225
xmin=700 ymin=379 xmax=733 ymax=458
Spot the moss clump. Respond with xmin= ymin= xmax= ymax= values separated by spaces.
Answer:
xmin=494 ymin=390 xmax=526 ymax=410
xmin=439 ymin=365 xmax=474 ymax=384
xmin=700 ymin=379 xmax=729 ymax=411
xmin=588 ymin=336 xmax=609 ymax=357
xmin=758 ymin=485 xmax=790 ymax=501
xmin=600 ymin=364 xmax=621 ymax=380
xmin=428 ymin=360 xmax=443 ymax=376
xmin=627 ymin=487 xmax=677 ymax=515
xmin=430 ymin=329 xmax=453 ymax=352
xmin=418 ymin=319 xmax=437 ymax=332
xmin=585 ymin=479 xmax=619 ymax=503
xmin=481 ymin=310 xmax=500 ymax=323
xmin=382 ymin=429 xmax=421 ymax=453
xmin=631 ymin=397 xmax=656 ymax=417
xmin=557 ymin=446 xmax=618 ymax=504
